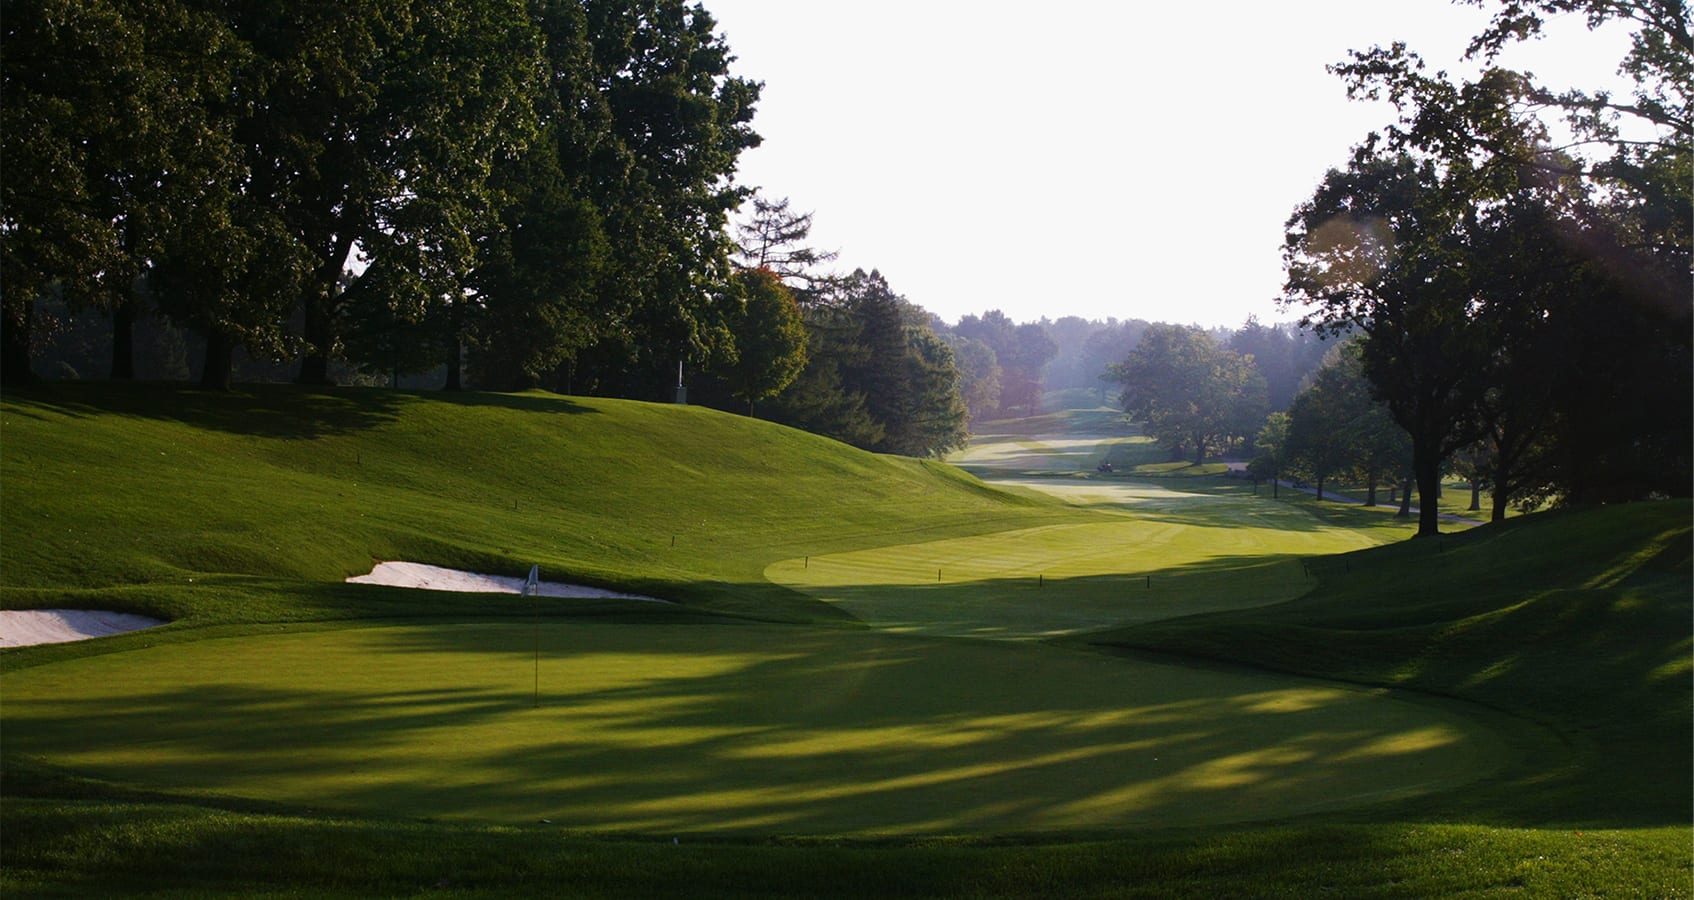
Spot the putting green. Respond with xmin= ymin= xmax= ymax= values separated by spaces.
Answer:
xmin=3 ymin=621 xmax=1506 ymax=834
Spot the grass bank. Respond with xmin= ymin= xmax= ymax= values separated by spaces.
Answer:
xmin=2 ymin=385 xmax=1688 ymax=896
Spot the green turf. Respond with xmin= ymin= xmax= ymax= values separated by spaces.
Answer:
xmin=1085 ymin=500 xmax=1693 ymax=826
xmin=2 ymin=385 xmax=1689 ymax=896
xmin=0 ymin=383 xmax=1073 ymax=624
xmin=765 ymin=478 xmax=1392 ymax=639
xmin=2 ymin=620 xmax=1507 ymax=833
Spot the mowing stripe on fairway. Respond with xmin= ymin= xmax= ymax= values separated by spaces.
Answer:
xmin=766 ymin=480 xmax=1389 ymax=639
xmin=2 ymin=621 xmax=1510 ymax=835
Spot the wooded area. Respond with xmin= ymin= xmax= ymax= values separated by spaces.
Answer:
xmin=4 ymin=0 xmax=1687 ymax=514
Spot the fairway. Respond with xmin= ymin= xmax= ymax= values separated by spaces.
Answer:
xmin=770 ymin=412 xmax=1395 ymax=638
xmin=2 ymin=621 xmax=1505 ymax=834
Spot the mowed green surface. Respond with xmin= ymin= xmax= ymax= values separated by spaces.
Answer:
xmin=770 ymin=413 xmax=1393 ymax=639
xmin=2 ymin=391 xmax=1503 ymax=833
xmin=3 ymin=388 xmax=1688 ymax=895
xmin=2 ymin=621 xmax=1505 ymax=833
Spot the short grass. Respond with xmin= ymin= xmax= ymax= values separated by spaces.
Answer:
xmin=3 ymin=385 xmax=1689 ymax=897
xmin=766 ymin=477 xmax=1397 ymax=639
xmin=1 ymin=383 xmax=1073 ymax=625
xmin=1084 ymin=500 xmax=1692 ymax=827
xmin=3 ymin=620 xmax=1502 ymax=833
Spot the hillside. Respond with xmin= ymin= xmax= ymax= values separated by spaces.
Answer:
xmin=0 ymin=384 xmax=1070 ymax=625
xmin=2 ymin=386 xmax=1689 ymax=896
xmin=1085 ymin=500 xmax=1693 ymax=826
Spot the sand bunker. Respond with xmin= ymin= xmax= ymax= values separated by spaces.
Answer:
xmin=347 ymin=562 xmax=669 ymax=603
xmin=1 ymin=609 xmax=166 ymax=648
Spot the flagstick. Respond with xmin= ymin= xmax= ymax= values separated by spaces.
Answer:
xmin=529 ymin=564 xmax=540 ymax=709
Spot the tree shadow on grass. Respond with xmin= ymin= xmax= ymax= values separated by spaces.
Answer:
xmin=975 ymin=471 xmax=1414 ymax=537
xmin=769 ymin=555 xmax=1318 ymax=641
xmin=1 ymin=620 xmax=1515 ymax=834
xmin=1 ymin=382 xmax=595 ymax=440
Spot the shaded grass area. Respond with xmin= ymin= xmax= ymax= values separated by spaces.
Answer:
xmin=1082 ymin=501 xmax=1693 ymax=827
xmin=4 ymin=388 xmax=1690 ymax=895
xmin=3 ymin=621 xmax=1503 ymax=833
xmin=4 ymin=796 xmax=1686 ymax=898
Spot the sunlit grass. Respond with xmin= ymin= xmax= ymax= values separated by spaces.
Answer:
xmin=787 ymin=428 xmax=1406 ymax=638
xmin=3 ymin=385 xmax=1688 ymax=896
xmin=3 ymin=621 xmax=1505 ymax=834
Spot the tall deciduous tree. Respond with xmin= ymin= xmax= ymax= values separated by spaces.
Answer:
xmin=715 ymin=268 xmax=808 ymax=415
xmin=941 ymin=334 xmax=1000 ymax=423
xmin=1283 ymin=153 xmax=1493 ymax=536
xmin=572 ymin=0 xmax=761 ymax=398
xmin=1312 ymin=1 xmax=1690 ymax=525
xmin=1251 ymin=412 xmax=1292 ymax=498
xmin=215 ymin=0 xmax=544 ymax=385
xmin=953 ymin=311 xmax=1057 ymax=418
xmin=2 ymin=0 xmax=249 ymax=385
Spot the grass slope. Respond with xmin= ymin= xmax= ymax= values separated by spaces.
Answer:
xmin=1 ymin=383 xmax=1068 ymax=626
xmin=1084 ymin=500 xmax=1692 ymax=827
xmin=3 ymin=385 xmax=1689 ymax=896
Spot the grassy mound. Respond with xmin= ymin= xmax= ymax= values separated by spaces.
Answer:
xmin=1084 ymin=500 xmax=1692 ymax=826
xmin=1 ymin=383 xmax=1068 ymax=626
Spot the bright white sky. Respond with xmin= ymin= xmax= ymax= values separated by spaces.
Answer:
xmin=703 ymin=0 xmax=1636 ymax=328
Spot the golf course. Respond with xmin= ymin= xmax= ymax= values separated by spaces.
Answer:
xmin=2 ymin=385 xmax=1689 ymax=896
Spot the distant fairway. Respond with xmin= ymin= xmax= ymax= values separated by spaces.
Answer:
xmin=2 ymin=621 xmax=1504 ymax=834
xmin=770 ymin=411 xmax=1395 ymax=638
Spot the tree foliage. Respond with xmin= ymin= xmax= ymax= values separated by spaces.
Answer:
xmin=1282 ymin=340 xmax=1411 ymax=506
xmin=1109 ymin=324 xmax=1267 ymax=464
xmin=2 ymin=0 xmax=767 ymax=398
xmin=712 ymin=268 xmax=809 ymax=415
xmin=952 ymin=310 xmax=1057 ymax=418
xmin=732 ymin=194 xmax=838 ymax=289
xmin=766 ymin=270 xmax=967 ymax=457
xmin=1290 ymin=0 xmax=1690 ymax=533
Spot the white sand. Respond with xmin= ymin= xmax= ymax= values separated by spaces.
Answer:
xmin=347 ymin=561 xmax=669 ymax=603
xmin=0 ymin=609 xmax=166 ymax=648
xmin=0 ymin=566 xmax=663 ymax=649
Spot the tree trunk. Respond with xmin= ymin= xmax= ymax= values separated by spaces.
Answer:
xmin=297 ymin=228 xmax=357 ymax=385
xmin=1469 ymin=480 xmax=1482 ymax=512
xmin=1365 ymin=478 xmax=1378 ymax=507
xmin=1397 ymin=476 xmax=1412 ymax=519
xmin=200 ymin=329 xmax=235 ymax=391
xmin=1315 ymin=475 xmax=1325 ymax=502
xmin=111 ymin=298 xmax=136 ymax=379
xmin=1412 ymin=444 xmax=1442 ymax=537
xmin=2 ymin=297 xmax=35 ymax=386
xmin=1490 ymin=490 xmax=1509 ymax=523
xmin=297 ymin=299 xmax=333 ymax=385
xmin=443 ymin=336 xmax=463 ymax=391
